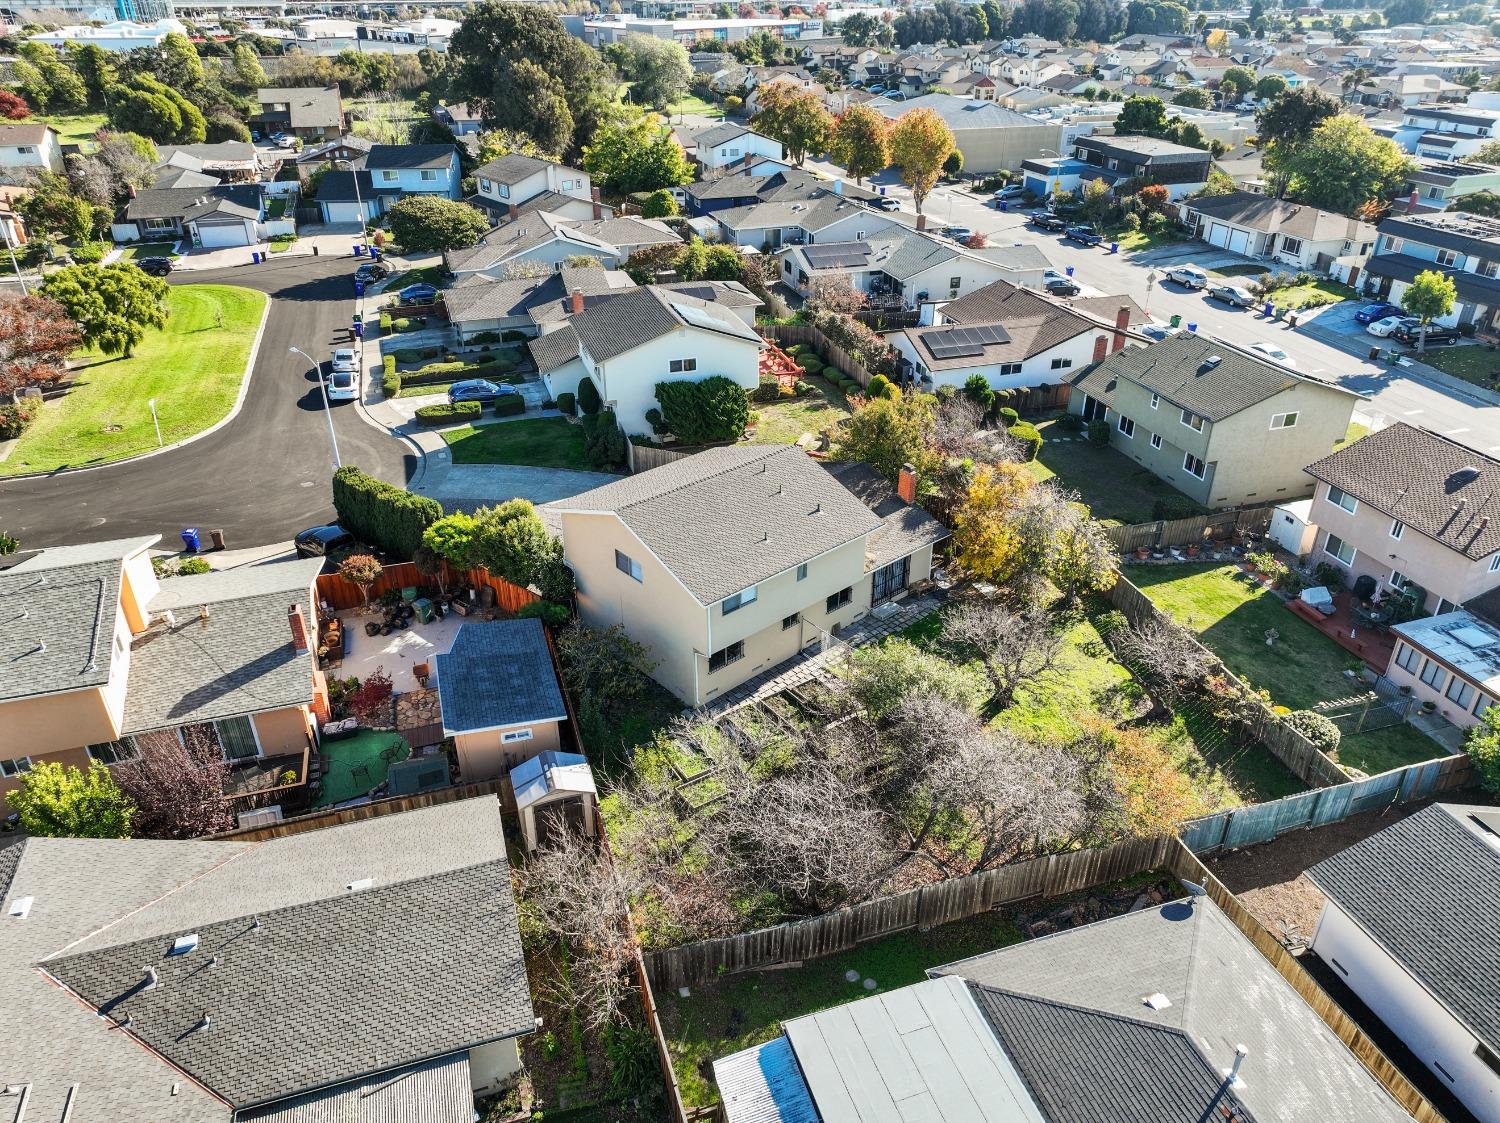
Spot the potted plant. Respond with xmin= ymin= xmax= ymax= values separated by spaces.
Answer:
xmin=1421 ymin=699 xmax=1436 ymax=713
xmin=1134 ymin=545 xmax=1150 ymax=561
xmin=1185 ymin=541 xmax=1201 ymax=558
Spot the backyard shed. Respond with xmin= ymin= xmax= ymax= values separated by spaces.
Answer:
xmin=435 ymin=618 xmax=568 ymax=782
xmin=1270 ymin=498 xmax=1318 ymax=559
xmin=511 ymin=750 xmax=598 ymax=852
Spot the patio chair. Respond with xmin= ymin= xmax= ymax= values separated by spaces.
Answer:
xmin=351 ymin=763 xmax=373 ymax=788
xmin=380 ymin=743 xmax=405 ymax=765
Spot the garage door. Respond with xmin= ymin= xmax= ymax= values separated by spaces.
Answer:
xmin=323 ymin=201 xmax=366 ymax=224
xmin=1205 ymin=222 xmax=1229 ymax=250
xmin=197 ymin=222 xmax=250 ymax=248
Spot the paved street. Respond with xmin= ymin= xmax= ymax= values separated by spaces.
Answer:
xmin=0 ymin=256 xmax=415 ymax=549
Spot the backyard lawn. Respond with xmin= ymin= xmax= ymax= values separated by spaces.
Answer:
xmin=1128 ymin=563 xmax=1447 ymax=776
xmin=1413 ymin=343 xmax=1499 ymax=389
xmin=750 ymin=376 xmax=852 ymax=446
xmin=441 ymin=416 xmax=595 ymax=471
xmin=1025 ymin=417 xmax=1208 ymax=526
xmin=35 ymin=111 xmax=107 ymax=146
xmin=0 ymin=284 xmax=266 ymax=476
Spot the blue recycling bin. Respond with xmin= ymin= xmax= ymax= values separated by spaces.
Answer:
xmin=1110 ymin=242 xmax=1119 ymax=253
xmin=1065 ymin=265 xmax=1074 ymax=277
xmin=181 ymin=527 xmax=201 ymax=554
xmin=354 ymin=280 xmax=365 ymax=297
xmin=353 ymin=243 xmax=364 ymax=257
xmin=1186 ymin=322 xmax=1198 ymax=333
xmin=251 ymin=251 xmax=261 ymax=264
xmin=999 ymin=201 xmax=1007 ymax=212
xmin=1263 ymin=301 xmax=1274 ymax=317
xmin=371 ymin=247 xmax=382 ymax=261
xmin=353 ymin=321 xmax=364 ymax=339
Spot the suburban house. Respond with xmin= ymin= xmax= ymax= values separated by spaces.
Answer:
xmin=0 ymin=798 xmax=535 ymax=1123
xmin=1070 ymin=333 xmax=1362 ymax=508
xmin=527 ymin=284 xmax=762 ymax=438
xmin=433 ymin=99 xmax=483 ymax=135
xmin=779 ymin=226 xmax=1050 ymax=307
xmin=253 ymin=85 xmax=346 ymax=141
xmin=684 ymin=167 xmax=881 ymax=216
xmin=0 ymin=122 xmax=63 ymax=183
xmin=868 ymin=94 xmax=1061 ymax=173
xmin=1180 ymin=189 xmax=1378 ymax=268
xmin=1068 ymin=133 xmax=1212 ymax=200
xmin=1306 ymin=803 xmax=1500 ymax=1123
xmin=1362 ymin=210 xmax=1500 ymax=335
xmin=155 ymin=141 xmax=261 ymax=183
xmin=547 ymin=446 xmax=948 ymax=706
xmin=1385 ymin=596 xmax=1500 ymax=728
xmin=715 ymin=895 xmax=1415 ymax=1123
xmin=295 ymin=134 xmax=372 ymax=171
xmin=1401 ymin=157 xmax=1500 ymax=212
xmin=1387 ymin=103 xmax=1500 ymax=162
xmin=894 ymin=280 xmax=1141 ymax=391
xmin=436 ymin=618 xmax=570 ymax=782
xmin=0 ymin=537 xmax=326 ymax=803
xmin=687 ymin=122 xmax=786 ymax=174
xmin=0 ymin=184 xmax=30 ymax=248
xmin=711 ymin=192 xmax=903 ymax=249
xmin=472 ymin=152 xmax=594 ymax=221
xmin=112 ymin=183 xmax=268 ymax=248
xmin=1302 ymin=423 xmax=1500 ymax=615
xmin=315 ymin=143 xmax=462 ymax=224
xmin=444 ymin=211 xmax=680 ymax=279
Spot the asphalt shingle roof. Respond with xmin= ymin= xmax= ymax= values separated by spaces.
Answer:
xmin=366 ymin=143 xmax=456 ymax=170
xmin=1304 ymin=423 xmax=1500 ymax=561
xmin=1364 ymin=252 xmax=1500 ymax=307
xmin=1187 ymin=190 xmax=1371 ymax=242
xmin=694 ymin=122 xmax=756 ymax=148
xmin=126 ymin=184 xmax=263 ymax=222
xmin=239 ymin=1054 xmax=475 ymax=1123
xmin=821 ymin=460 xmax=950 ymax=569
xmin=551 ymin=445 xmax=885 ymax=605
xmin=1307 ymin=803 xmax=1500 ymax=1048
xmin=1378 ymin=210 xmax=1500 ymax=256
xmin=257 ymin=86 xmax=342 ymax=129
xmin=474 ymin=152 xmax=551 ymax=184
xmin=528 ymin=322 xmax=581 ymax=372
xmin=435 ymin=618 xmax=568 ymax=735
xmin=549 ymin=285 xmax=760 ymax=367
xmin=909 ymin=281 xmax=1112 ymax=369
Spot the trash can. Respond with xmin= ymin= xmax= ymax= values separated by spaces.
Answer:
xmin=999 ymin=201 xmax=1007 ymax=212
xmin=251 ymin=251 xmax=261 ymax=265
xmin=1065 ymin=265 xmax=1074 ymax=277
xmin=1369 ymin=345 xmax=1381 ymax=361
xmin=1186 ymin=322 xmax=1198 ymax=333
xmin=371 ymin=248 xmax=382 ymax=261
xmin=1263 ymin=301 xmax=1274 ymax=317
xmin=313 ymin=245 xmax=320 ymax=257
xmin=1110 ymin=242 xmax=1119 ymax=253
xmin=1169 ymin=314 xmax=1182 ymax=328
xmin=353 ymin=312 xmax=363 ymax=324
xmin=354 ymin=280 xmax=365 ymax=297
xmin=353 ymin=243 xmax=364 ymax=257
xmin=181 ymin=527 xmax=201 ymax=554
xmin=209 ymin=528 xmax=226 ymax=551
xmin=353 ymin=321 xmax=364 ymax=339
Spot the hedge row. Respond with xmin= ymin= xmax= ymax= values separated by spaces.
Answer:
xmin=415 ymin=401 xmax=481 ymax=426
xmin=331 ymin=465 xmax=443 ymax=560
xmin=493 ymin=393 xmax=526 ymax=417
xmin=382 ymin=354 xmax=399 ymax=397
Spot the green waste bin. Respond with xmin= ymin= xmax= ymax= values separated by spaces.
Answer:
xmin=1169 ymin=314 xmax=1182 ymax=328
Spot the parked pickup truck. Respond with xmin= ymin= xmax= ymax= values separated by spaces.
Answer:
xmin=1028 ymin=210 xmax=1067 ymax=231
xmin=1064 ymin=224 xmax=1103 ymax=246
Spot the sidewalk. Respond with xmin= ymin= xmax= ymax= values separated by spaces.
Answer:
xmin=1297 ymin=313 xmax=1500 ymax=409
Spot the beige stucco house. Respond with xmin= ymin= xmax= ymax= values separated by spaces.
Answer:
xmin=1070 ymin=333 xmax=1363 ymax=509
xmin=0 ymin=536 xmax=327 ymax=801
xmin=546 ymin=446 xmax=950 ymax=706
xmin=1303 ymin=424 xmax=1500 ymax=615
xmin=1386 ymin=604 xmax=1499 ymax=730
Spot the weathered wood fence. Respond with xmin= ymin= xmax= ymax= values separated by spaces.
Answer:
xmin=761 ymin=323 xmax=875 ymax=389
xmin=314 ymin=560 xmax=538 ymax=613
xmin=628 ymin=441 xmax=703 ymax=473
xmin=1103 ymin=504 xmax=1276 ymax=553
xmin=212 ymin=777 xmax=512 ymax=841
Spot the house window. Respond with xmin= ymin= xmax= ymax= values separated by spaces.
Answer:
xmin=796 ymin=563 xmax=808 ymax=581
xmin=1479 ymin=695 xmax=1496 ymax=719
xmin=1384 ymin=236 xmax=1403 ymax=254
xmin=216 ymin=716 xmax=259 ymax=761
xmin=561 ymin=179 xmax=575 ymax=190
xmin=722 ymin=585 xmax=758 ymax=615
xmin=1324 ymin=533 xmax=1356 ymax=566
xmin=1269 ymin=412 xmax=1298 ymax=429
xmin=669 ymin=358 xmax=698 ymax=374
xmin=16 ymin=145 xmax=33 ymax=155
xmin=1490 ymin=553 xmax=1500 ymax=573
xmin=1150 ymin=432 xmax=1162 ymax=449
xmin=498 ymin=183 xmax=510 ymax=199
xmin=1183 ymin=453 xmax=1206 ymax=479
xmin=87 ymin=740 xmax=138 ymax=765
xmin=1435 ymin=248 xmax=1459 ymax=267
xmin=1477 ymin=1043 xmax=1500 ymax=1080
xmin=1390 ymin=570 xmax=1410 ymax=590
xmin=501 ymin=728 xmax=534 ymax=745
xmin=948 ymin=277 xmax=961 ymax=289
xmin=1480 ymin=260 xmax=1499 ymax=279
xmin=420 ymin=168 xmax=437 ymax=181
xmin=782 ymin=612 xmax=800 ymax=630
xmin=1117 ymin=415 xmax=1135 ymax=438
xmin=1050 ymin=357 xmax=1073 ymax=370
xmin=708 ymin=640 xmax=745 ymax=673
xmin=1394 ymin=643 xmax=1421 ymax=673
xmin=381 ymin=170 xmax=398 ymax=182
xmin=1150 ymin=393 xmax=1159 ymax=409
xmin=996 ymin=362 xmax=1022 ymax=376
xmin=1390 ymin=519 xmax=1405 ymax=540
xmin=1180 ymin=409 xmax=1204 ymax=432
xmin=1327 ymin=486 xmax=1358 ymax=514
xmin=826 ymin=586 xmax=853 ymax=612
xmin=1419 ymin=658 xmax=1446 ymax=690
xmin=0 ymin=757 xmax=32 ymax=778
xmin=1447 ymin=676 xmax=1476 ymax=709
xmin=615 ymin=550 xmax=643 ymax=582
xmin=1279 ymin=236 xmax=1303 ymax=256
xmin=872 ymin=556 xmax=910 ymax=603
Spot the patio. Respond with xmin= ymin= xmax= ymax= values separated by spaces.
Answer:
xmin=335 ymin=608 xmax=463 ymax=693
xmin=313 ymin=729 xmax=412 ymax=807
xmin=1286 ymin=589 xmax=1397 ymax=673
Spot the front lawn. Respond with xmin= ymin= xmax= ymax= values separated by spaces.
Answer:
xmin=1128 ymin=563 xmax=1448 ymax=776
xmin=1269 ymin=278 xmax=1356 ymax=312
xmin=0 ymin=284 xmax=266 ymax=475
xmin=1111 ymin=225 xmax=1186 ymax=253
xmin=441 ymin=416 xmax=594 ymax=471
xmin=1025 ymin=416 xmax=1208 ymax=526
xmin=267 ymin=234 xmax=298 ymax=253
xmin=666 ymin=92 xmax=722 ymax=117
xmin=1412 ymin=343 xmax=1499 ymax=389
xmin=118 ymin=242 xmax=180 ymax=260
xmin=749 ymin=376 xmax=852 ymax=445
xmin=383 ymin=263 xmax=449 ymax=291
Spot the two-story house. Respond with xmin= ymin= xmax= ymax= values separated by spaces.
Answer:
xmin=1069 ymin=134 xmax=1212 ymax=200
xmin=1362 ymin=211 xmax=1500 ymax=335
xmin=472 ymin=152 xmax=595 ymax=223
xmin=1389 ymin=103 xmax=1500 ymax=162
xmin=687 ymin=122 xmax=786 ymax=175
xmin=315 ymin=143 xmax=462 ymax=223
xmin=1302 ymin=423 xmax=1500 ymax=615
xmin=684 ymin=167 xmax=882 ymax=217
xmin=546 ymin=445 xmax=948 ymax=706
xmin=253 ymin=85 xmax=346 ymax=142
xmin=1180 ymin=189 xmax=1378 ymax=269
xmin=444 ymin=210 xmax=681 ymax=279
xmin=0 ymin=122 xmax=62 ymax=184
xmin=0 ymin=537 xmax=327 ymax=803
xmin=527 ymin=284 xmax=762 ymax=438
xmin=1401 ymin=158 xmax=1500 ymax=213
xmin=1070 ymin=333 xmax=1362 ymax=508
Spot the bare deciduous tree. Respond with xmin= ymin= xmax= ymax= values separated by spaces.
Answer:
xmin=806 ymin=275 xmax=867 ymax=314
xmin=941 ymin=600 xmax=1065 ymax=708
xmin=1108 ymin=615 xmax=1216 ymax=711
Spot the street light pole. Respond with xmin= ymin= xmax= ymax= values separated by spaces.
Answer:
xmin=289 ymin=346 xmax=342 ymax=471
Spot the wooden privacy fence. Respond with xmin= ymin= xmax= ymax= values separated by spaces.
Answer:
xmin=761 ymin=323 xmax=875 ymax=389
xmin=642 ymin=834 xmax=1176 ymax=993
xmin=628 ymin=441 xmax=701 ymax=473
xmin=1103 ymin=504 xmax=1275 ymax=554
xmin=314 ymin=560 xmax=538 ymax=613
xmin=212 ymin=779 xmax=511 ymax=841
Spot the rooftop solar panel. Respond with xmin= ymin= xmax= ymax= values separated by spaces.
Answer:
xmin=803 ymin=243 xmax=870 ymax=269
xmin=921 ymin=323 xmax=1011 ymax=361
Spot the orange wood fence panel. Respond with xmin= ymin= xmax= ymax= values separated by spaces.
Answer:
xmin=315 ymin=562 xmax=540 ymax=613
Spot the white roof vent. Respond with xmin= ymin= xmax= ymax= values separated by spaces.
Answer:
xmin=8 ymin=896 xmax=34 ymax=919
xmin=347 ymin=877 xmax=375 ymax=892
xmin=1143 ymin=992 xmax=1172 ymax=1011
xmin=170 ymin=933 xmax=200 ymax=955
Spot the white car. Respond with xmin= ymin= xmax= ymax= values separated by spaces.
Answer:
xmin=1366 ymin=315 xmax=1415 ymax=338
xmin=331 ymin=348 xmax=358 ymax=373
xmin=326 ymin=368 xmax=359 ymax=401
xmin=1165 ymin=264 xmax=1208 ymax=289
xmin=1248 ymin=341 xmax=1296 ymax=367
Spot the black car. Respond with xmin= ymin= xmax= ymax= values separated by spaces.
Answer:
xmin=1064 ymin=224 xmax=1103 ymax=246
xmin=448 ymin=379 xmax=519 ymax=405
xmin=294 ymin=524 xmax=355 ymax=558
xmin=1392 ymin=321 xmax=1461 ymax=346
xmin=137 ymin=257 xmax=174 ymax=277
xmin=354 ymin=262 xmax=388 ymax=283
xmin=1029 ymin=210 xmax=1067 ymax=231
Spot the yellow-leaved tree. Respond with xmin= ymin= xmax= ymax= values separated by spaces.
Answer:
xmin=951 ymin=462 xmax=1034 ymax=582
xmin=888 ymin=107 xmax=956 ymax=216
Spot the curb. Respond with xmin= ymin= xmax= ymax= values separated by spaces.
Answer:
xmin=1298 ymin=321 xmax=1500 ymax=409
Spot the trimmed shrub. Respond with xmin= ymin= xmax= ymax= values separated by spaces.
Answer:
xmin=379 ymin=312 xmax=392 ymax=331
xmin=501 ymin=329 xmax=528 ymax=342
xmin=1282 ymin=710 xmax=1342 ymax=760
xmin=332 ymin=465 xmax=443 ymax=560
xmin=1055 ymin=411 xmax=1085 ymax=432
xmin=753 ymin=375 xmax=783 ymax=403
xmin=468 ymin=331 xmax=501 ymax=344
xmin=518 ymin=600 xmax=571 ymax=626
xmin=381 ymin=355 xmax=400 ymax=398
xmin=1008 ymin=421 xmax=1043 ymax=462
xmin=799 ymin=357 xmax=824 ymax=377
xmin=1086 ymin=418 xmax=1110 ymax=446
xmin=581 ymin=409 xmax=627 ymax=470
xmin=493 ymin=393 xmax=526 ymax=417
xmin=998 ymin=406 xmax=1020 ymax=427
xmin=578 ymin=376 xmax=602 ymax=416
xmin=70 ymin=241 xmax=107 ymax=264
xmin=654 ymin=376 xmax=751 ymax=444
xmin=556 ymin=391 xmax=576 ymax=416
xmin=415 ymin=401 xmax=481 ymax=426
xmin=0 ymin=398 xmax=39 ymax=439
xmin=866 ymin=373 xmax=895 ymax=400
xmin=794 ymin=380 xmax=812 ymax=395
xmin=393 ymin=318 xmax=412 ymax=332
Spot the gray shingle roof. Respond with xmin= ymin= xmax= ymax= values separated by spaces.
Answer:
xmin=1072 ymin=332 xmax=1357 ymax=421
xmin=694 ymin=122 xmax=756 ymax=148
xmin=435 ymin=619 xmax=568 ymax=735
xmin=821 ymin=459 xmax=950 ymax=570
xmin=126 ymin=184 xmax=263 ymax=222
xmin=1306 ymin=803 xmax=1500 ymax=1048
xmin=551 ymin=445 xmax=885 ymax=605
xmin=239 ymin=1054 xmax=475 ymax=1123
xmin=444 ymin=267 xmax=631 ymax=326
xmin=474 ymin=152 xmax=551 ymax=184
xmin=558 ymin=285 xmax=760 ymax=366
xmin=1186 ymin=190 xmax=1371 ymax=242
xmin=1303 ymin=423 xmax=1500 ymax=561
xmin=528 ymin=322 xmax=581 ymax=372
xmin=366 ymin=143 xmax=457 ymax=170
xmin=256 ymin=86 xmax=343 ymax=129
xmin=908 ymin=282 xmax=1105 ymax=370
xmin=1377 ymin=210 xmax=1500 ymax=256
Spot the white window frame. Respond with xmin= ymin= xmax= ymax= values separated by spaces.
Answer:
xmin=1183 ymin=452 xmax=1206 ymax=480
xmin=1269 ymin=412 xmax=1298 ymax=430
xmin=1435 ymin=247 xmax=1458 ymax=267
xmin=1117 ymin=415 xmax=1135 ymax=438
xmin=1394 ymin=643 xmax=1420 ymax=673
xmin=796 ymin=563 xmax=808 ymax=581
xmin=420 ymin=168 xmax=438 ymax=181
xmin=1390 ymin=519 xmax=1405 ymax=541
xmin=722 ymin=585 xmax=758 ymax=615
xmin=380 ymin=169 xmax=398 ymax=182
xmin=1327 ymin=486 xmax=1358 ymax=514
xmin=1150 ymin=432 xmax=1162 ymax=449
xmin=1324 ymin=532 xmax=1356 ymax=567
xmin=1390 ymin=569 xmax=1410 ymax=590
xmin=669 ymin=358 xmax=698 ymax=374
xmin=1419 ymin=658 xmax=1445 ymax=690
xmin=0 ymin=756 xmax=33 ymax=778
xmin=1490 ymin=553 xmax=1500 ymax=573
xmin=1150 ymin=393 xmax=1159 ymax=409
xmin=501 ymin=728 xmax=534 ymax=745
xmin=1446 ymin=676 xmax=1476 ymax=709
xmin=498 ymin=183 xmax=510 ymax=199
xmin=614 ymin=549 xmax=643 ymax=583
xmin=1180 ymin=409 xmax=1204 ymax=432
xmin=1279 ymin=235 xmax=1303 ymax=256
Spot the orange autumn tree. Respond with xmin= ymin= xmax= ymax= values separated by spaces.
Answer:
xmin=889 ymin=106 xmax=955 ymax=216
xmin=1074 ymin=719 xmax=1204 ymax=836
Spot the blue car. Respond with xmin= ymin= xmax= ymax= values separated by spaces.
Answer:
xmin=1354 ymin=301 xmax=1401 ymax=324
xmin=448 ymin=379 xmax=518 ymax=405
xmin=399 ymin=282 xmax=439 ymax=305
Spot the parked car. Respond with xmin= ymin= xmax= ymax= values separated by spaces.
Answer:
xmin=275 ymin=134 xmax=298 ymax=150
xmin=448 ymin=379 xmax=518 ymax=405
xmin=1029 ymin=210 xmax=1067 ymax=231
xmin=327 ymin=368 xmax=359 ymax=401
xmin=940 ymin=225 xmax=974 ymax=242
xmin=1064 ymin=224 xmax=1103 ymax=246
xmin=1393 ymin=321 xmax=1461 ymax=346
xmin=1165 ymin=264 xmax=1208 ymax=289
xmin=354 ymin=262 xmax=388 ymax=283
xmin=992 ymin=184 xmax=1025 ymax=203
xmin=867 ymin=85 xmax=886 ymax=94
xmin=1042 ymin=271 xmax=1080 ymax=296
xmin=1248 ymin=341 xmax=1296 ymax=367
xmin=331 ymin=347 xmax=358 ymax=373
xmin=873 ymin=195 xmax=901 ymax=211
xmin=1208 ymin=283 xmax=1256 ymax=307
xmin=1354 ymin=301 xmax=1401 ymax=325
xmin=294 ymin=524 xmax=355 ymax=558
xmin=886 ymin=91 xmax=907 ymax=101
xmin=1366 ymin=315 xmax=1416 ymax=338
xmin=399 ymin=282 xmax=438 ymax=305
xmin=137 ymin=256 xmax=173 ymax=277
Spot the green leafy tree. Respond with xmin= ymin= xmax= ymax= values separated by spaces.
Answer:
xmin=331 ymin=465 xmax=443 ymax=559
xmin=751 ymin=82 xmax=832 ymax=167
xmin=6 ymin=760 xmax=134 ymax=838
xmin=833 ymin=392 xmax=940 ymax=482
xmin=640 ymin=188 xmax=678 ymax=218
xmin=1453 ymin=192 xmax=1500 ymax=217
xmin=582 ymin=109 xmax=693 ymax=193
xmin=1171 ymin=87 xmax=1211 ymax=109
xmin=18 ymin=171 xmax=107 ymax=242
xmin=230 ymin=42 xmax=268 ymax=91
xmin=828 ymin=103 xmax=890 ymax=185
xmin=470 ymin=499 xmax=558 ymax=591
xmin=653 ymin=376 xmax=750 ymax=443
xmin=1273 ymin=115 xmax=1413 ymax=214
xmin=422 ymin=512 xmax=481 ymax=570
xmin=107 ymin=75 xmax=207 ymax=144
xmin=387 ymin=195 xmax=489 ymax=252
xmin=1115 ymin=95 xmax=1169 ymax=138
xmin=608 ymin=33 xmax=692 ymax=112
xmin=1399 ymin=269 xmax=1457 ymax=353
xmin=40 ymin=263 xmax=169 ymax=358
xmin=67 ymin=42 xmax=117 ymax=107
xmin=1473 ymin=140 xmax=1500 ymax=165
xmin=1255 ymin=74 xmax=1288 ymax=100
xmin=1466 ymin=704 xmax=1500 ymax=794
xmin=16 ymin=43 xmax=87 ymax=113
xmin=1219 ymin=65 xmax=1258 ymax=105
xmin=1256 ymin=84 xmax=1340 ymax=149
xmin=889 ymin=107 xmax=955 ymax=216
xmin=837 ymin=11 xmax=880 ymax=44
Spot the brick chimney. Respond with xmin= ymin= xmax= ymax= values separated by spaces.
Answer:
xmin=1407 ymin=189 xmax=1419 ymax=214
xmin=1112 ymin=306 xmax=1130 ymax=353
xmin=288 ymin=604 xmax=309 ymax=651
xmin=570 ymin=288 xmax=584 ymax=315
xmin=897 ymin=462 xmax=917 ymax=504
xmin=591 ymin=185 xmax=602 ymax=221
xmin=1092 ymin=334 xmax=1109 ymax=362
xmin=507 ymin=203 xmax=518 ymax=221
xmin=916 ymin=213 xmax=928 ymax=231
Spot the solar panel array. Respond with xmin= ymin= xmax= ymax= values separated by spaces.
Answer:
xmin=922 ymin=323 xmax=1011 ymax=360
xmin=803 ymin=243 xmax=870 ymax=269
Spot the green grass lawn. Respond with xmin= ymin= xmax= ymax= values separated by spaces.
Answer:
xmin=34 ymin=111 xmax=107 ymax=146
xmin=1025 ymin=417 xmax=1208 ymax=526
xmin=1337 ymin=420 xmax=1369 ymax=449
xmin=383 ymin=263 xmax=449 ymax=291
xmin=1412 ymin=343 xmax=1499 ymax=389
xmin=749 ymin=376 xmax=852 ymax=445
xmin=267 ymin=234 xmax=298 ymax=253
xmin=1128 ymin=563 xmax=1447 ymax=776
xmin=1112 ymin=225 xmax=1186 ymax=253
xmin=666 ymin=92 xmax=722 ymax=117
xmin=1270 ymin=278 xmax=1356 ymax=312
xmin=441 ymin=416 xmax=596 ymax=471
xmin=1 ymin=284 xmax=266 ymax=476
xmin=118 ymin=242 xmax=180 ymax=260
